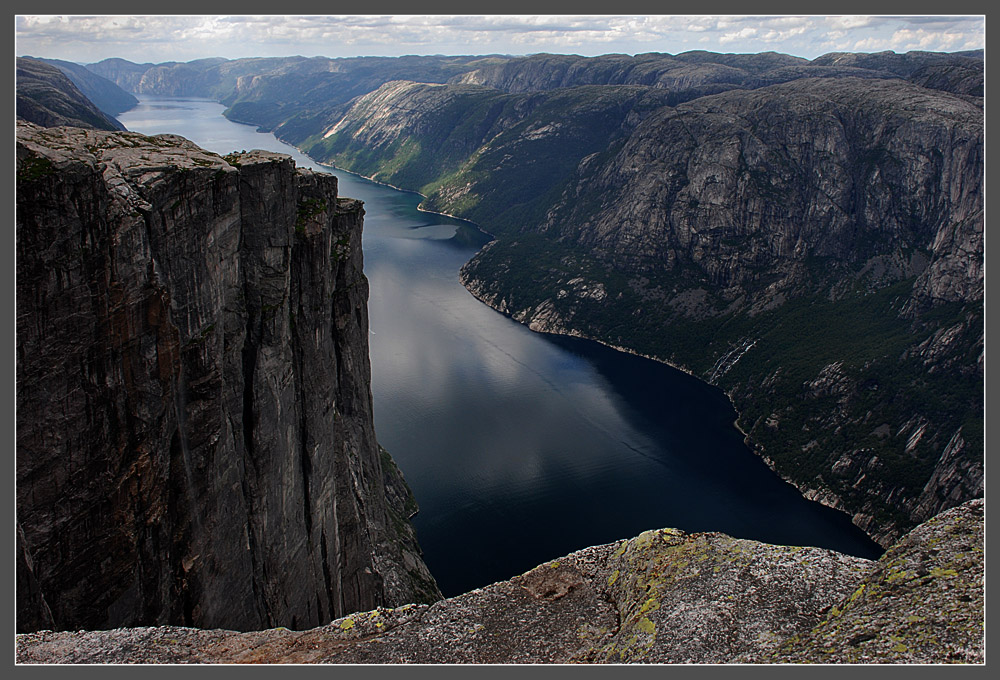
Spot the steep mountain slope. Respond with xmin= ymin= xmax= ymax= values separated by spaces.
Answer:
xmin=16 ymin=122 xmax=439 ymax=634
xmin=33 ymin=56 xmax=139 ymax=116
xmin=302 ymin=80 xmax=678 ymax=231
xmin=16 ymin=57 xmax=126 ymax=131
xmin=460 ymin=77 xmax=983 ymax=544
xmin=85 ymin=56 xmax=233 ymax=95
xmin=15 ymin=499 xmax=983 ymax=664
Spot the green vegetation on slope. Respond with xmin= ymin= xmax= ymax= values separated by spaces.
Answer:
xmin=463 ymin=234 xmax=982 ymax=532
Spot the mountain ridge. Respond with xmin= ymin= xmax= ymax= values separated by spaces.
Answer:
xmin=16 ymin=57 xmax=127 ymax=131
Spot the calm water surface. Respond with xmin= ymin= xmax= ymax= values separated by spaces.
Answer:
xmin=120 ymin=96 xmax=882 ymax=596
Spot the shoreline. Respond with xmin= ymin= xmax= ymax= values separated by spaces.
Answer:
xmin=267 ymin=135 xmax=498 ymax=241
xmin=247 ymin=115 xmax=877 ymax=550
xmin=473 ymin=286 xmax=879 ymax=545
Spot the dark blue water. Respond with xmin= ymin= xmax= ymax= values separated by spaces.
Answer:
xmin=119 ymin=96 xmax=883 ymax=597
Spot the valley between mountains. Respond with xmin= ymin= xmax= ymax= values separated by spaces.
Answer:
xmin=82 ymin=49 xmax=983 ymax=546
xmin=15 ymin=47 xmax=984 ymax=663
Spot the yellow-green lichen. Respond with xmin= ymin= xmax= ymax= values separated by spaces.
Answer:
xmin=638 ymin=596 xmax=659 ymax=616
xmin=636 ymin=617 xmax=656 ymax=635
xmin=929 ymin=568 xmax=958 ymax=578
xmin=848 ymin=584 xmax=866 ymax=602
xmin=885 ymin=569 xmax=910 ymax=583
xmin=340 ymin=618 xmax=355 ymax=630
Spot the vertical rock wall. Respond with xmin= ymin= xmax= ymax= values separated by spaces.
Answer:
xmin=15 ymin=122 xmax=438 ymax=633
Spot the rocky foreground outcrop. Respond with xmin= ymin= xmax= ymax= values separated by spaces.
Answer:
xmin=15 ymin=499 xmax=983 ymax=664
xmin=16 ymin=122 xmax=439 ymax=634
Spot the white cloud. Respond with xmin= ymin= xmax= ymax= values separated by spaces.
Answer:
xmin=849 ymin=26 xmax=981 ymax=54
xmin=719 ymin=27 xmax=759 ymax=45
xmin=13 ymin=14 xmax=986 ymax=63
xmin=827 ymin=16 xmax=877 ymax=30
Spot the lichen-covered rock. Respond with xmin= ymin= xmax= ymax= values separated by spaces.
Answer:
xmin=18 ymin=499 xmax=981 ymax=664
xmin=758 ymin=498 xmax=984 ymax=663
xmin=577 ymin=529 xmax=870 ymax=663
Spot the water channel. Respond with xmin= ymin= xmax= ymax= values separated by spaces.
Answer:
xmin=120 ymin=95 xmax=882 ymax=597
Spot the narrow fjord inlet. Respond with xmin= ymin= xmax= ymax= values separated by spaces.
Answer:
xmin=14 ymin=18 xmax=984 ymax=663
xmin=121 ymin=96 xmax=882 ymax=596
xmin=118 ymin=95 xmax=881 ymax=597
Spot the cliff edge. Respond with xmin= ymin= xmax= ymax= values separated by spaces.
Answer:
xmin=16 ymin=121 xmax=440 ymax=634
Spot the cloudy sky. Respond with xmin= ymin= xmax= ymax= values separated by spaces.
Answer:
xmin=15 ymin=14 xmax=985 ymax=65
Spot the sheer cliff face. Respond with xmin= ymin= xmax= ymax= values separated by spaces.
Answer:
xmin=15 ymin=122 xmax=438 ymax=634
xmin=538 ymin=78 xmax=983 ymax=307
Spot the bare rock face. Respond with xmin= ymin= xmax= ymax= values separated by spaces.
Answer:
xmin=15 ymin=121 xmax=439 ymax=634
xmin=538 ymin=77 xmax=982 ymax=303
xmin=14 ymin=499 xmax=982 ymax=664
xmin=760 ymin=498 xmax=984 ymax=663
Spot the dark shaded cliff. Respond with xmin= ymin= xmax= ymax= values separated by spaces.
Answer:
xmin=15 ymin=122 xmax=439 ymax=634
xmin=15 ymin=499 xmax=983 ymax=664
xmin=16 ymin=57 xmax=126 ymax=131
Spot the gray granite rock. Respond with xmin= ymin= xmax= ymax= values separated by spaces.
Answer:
xmin=15 ymin=499 xmax=983 ymax=664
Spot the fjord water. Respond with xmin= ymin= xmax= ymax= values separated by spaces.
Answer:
xmin=120 ymin=96 xmax=882 ymax=597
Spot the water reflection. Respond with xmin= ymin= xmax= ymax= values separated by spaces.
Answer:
xmin=120 ymin=96 xmax=882 ymax=598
